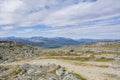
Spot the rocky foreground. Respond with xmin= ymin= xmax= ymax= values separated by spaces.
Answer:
xmin=0 ymin=59 xmax=120 ymax=80
xmin=0 ymin=63 xmax=84 ymax=80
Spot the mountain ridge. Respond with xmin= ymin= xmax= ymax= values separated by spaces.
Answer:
xmin=0 ymin=36 xmax=119 ymax=48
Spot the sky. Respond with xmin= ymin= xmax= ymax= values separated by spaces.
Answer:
xmin=0 ymin=0 xmax=120 ymax=39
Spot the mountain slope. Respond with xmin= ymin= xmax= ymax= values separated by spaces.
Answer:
xmin=0 ymin=37 xmax=79 ymax=48
xmin=0 ymin=37 xmax=120 ymax=48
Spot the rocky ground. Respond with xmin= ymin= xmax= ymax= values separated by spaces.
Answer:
xmin=0 ymin=63 xmax=83 ymax=80
xmin=0 ymin=41 xmax=120 ymax=80
xmin=0 ymin=41 xmax=42 ymax=62
xmin=0 ymin=59 xmax=120 ymax=80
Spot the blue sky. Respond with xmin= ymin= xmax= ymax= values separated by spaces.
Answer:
xmin=0 ymin=0 xmax=120 ymax=39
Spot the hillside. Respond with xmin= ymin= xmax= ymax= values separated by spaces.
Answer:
xmin=59 ymin=41 xmax=120 ymax=54
xmin=0 ymin=40 xmax=120 ymax=80
xmin=0 ymin=40 xmax=120 ymax=62
xmin=0 ymin=41 xmax=41 ymax=62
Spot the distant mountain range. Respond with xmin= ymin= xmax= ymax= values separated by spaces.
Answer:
xmin=0 ymin=37 xmax=119 ymax=48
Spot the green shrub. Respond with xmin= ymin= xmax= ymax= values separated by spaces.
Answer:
xmin=12 ymin=68 xmax=22 ymax=75
xmin=72 ymin=72 xmax=87 ymax=80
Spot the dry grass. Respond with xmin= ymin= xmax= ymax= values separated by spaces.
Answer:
xmin=95 ymin=57 xmax=114 ymax=62
xmin=72 ymin=72 xmax=87 ymax=80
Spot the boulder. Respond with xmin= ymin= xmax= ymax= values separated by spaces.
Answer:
xmin=37 ymin=77 xmax=47 ymax=80
xmin=20 ymin=63 xmax=30 ymax=72
xmin=13 ymin=75 xmax=32 ymax=80
xmin=27 ymin=68 xmax=36 ymax=75
xmin=56 ymin=66 xmax=65 ymax=77
xmin=63 ymin=74 xmax=81 ymax=80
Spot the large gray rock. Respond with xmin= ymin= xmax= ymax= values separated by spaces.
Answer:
xmin=37 ymin=77 xmax=47 ymax=80
xmin=13 ymin=75 xmax=32 ymax=80
xmin=49 ymin=76 xmax=58 ymax=80
xmin=20 ymin=63 xmax=30 ymax=71
xmin=115 ymin=56 xmax=120 ymax=62
xmin=27 ymin=68 xmax=36 ymax=75
xmin=63 ymin=74 xmax=81 ymax=80
xmin=56 ymin=66 xmax=65 ymax=77
xmin=0 ymin=66 xmax=8 ymax=73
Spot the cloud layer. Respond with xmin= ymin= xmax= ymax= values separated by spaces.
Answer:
xmin=0 ymin=0 xmax=120 ymax=39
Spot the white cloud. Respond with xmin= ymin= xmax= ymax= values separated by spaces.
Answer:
xmin=0 ymin=0 xmax=23 ymax=12
xmin=0 ymin=0 xmax=24 ymax=25
xmin=1 ymin=26 xmax=14 ymax=30
xmin=0 ymin=0 xmax=120 ymax=39
xmin=42 ymin=0 xmax=120 ymax=27
xmin=0 ymin=31 xmax=7 ymax=36
xmin=16 ymin=29 xmax=35 ymax=34
xmin=46 ymin=24 xmax=120 ymax=39
xmin=0 ymin=0 xmax=119 ymax=27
